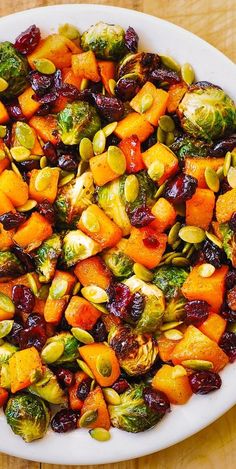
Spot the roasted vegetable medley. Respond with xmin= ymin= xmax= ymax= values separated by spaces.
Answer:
xmin=0 ymin=20 xmax=236 ymax=443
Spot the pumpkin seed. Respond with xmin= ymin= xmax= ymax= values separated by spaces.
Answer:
xmin=154 ymin=182 xmax=166 ymax=199
xmin=80 ymin=210 xmax=100 ymax=233
xmin=34 ymin=58 xmax=56 ymax=75
xmin=103 ymin=122 xmax=118 ymax=137
xmin=58 ymin=23 xmax=80 ymax=40
xmin=59 ymin=173 xmax=75 ymax=187
xmin=41 ymin=341 xmax=65 ymax=364
xmin=103 ymin=387 xmax=121 ymax=405
xmin=73 ymin=281 xmax=81 ymax=295
xmin=107 ymin=145 xmax=126 ymax=175
xmin=223 ymin=151 xmax=232 ymax=176
xmin=0 ymin=149 xmax=6 ymax=160
xmin=140 ymin=93 xmax=154 ymax=113
xmin=50 ymin=279 xmax=68 ymax=300
xmin=27 ymin=273 xmax=38 ymax=295
xmin=108 ymin=79 xmax=116 ymax=96
xmin=37 ymin=284 xmax=50 ymax=300
xmin=0 ymin=125 xmax=7 ymax=138
xmin=162 ymin=251 xmax=181 ymax=262
xmin=93 ymin=130 xmax=106 ymax=155
xmin=90 ymin=379 xmax=96 ymax=391
xmin=185 ymin=245 xmax=195 ymax=259
xmin=231 ymin=153 xmax=236 ymax=168
xmin=81 ymin=285 xmax=108 ymax=303
xmin=164 ymin=329 xmax=184 ymax=340
xmin=30 ymin=368 xmax=43 ymax=384
xmin=10 ymin=146 xmax=31 ymax=162
xmin=227 ymin=166 xmax=236 ymax=188
xmin=216 ymin=166 xmax=224 ymax=180
xmin=80 ymin=78 xmax=88 ymax=91
xmin=181 ymin=63 xmax=195 ymax=85
xmin=0 ymin=320 xmax=14 ymax=339
xmin=89 ymin=427 xmax=111 ymax=442
xmin=172 ymin=365 xmax=187 ymax=378
xmin=204 ymin=167 xmax=220 ymax=192
xmin=77 ymin=160 xmax=89 ymax=176
xmin=35 ymin=168 xmax=52 ymax=191
xmin=90 ymin=302 xmax=109 ymax=314
xmin=79 ymin=409 xmax=98 ymax=428
xmin=159 ymin=115 xmax=175 ymax=133
xmin=15 ymin=122 xmax=35 ymax=149
xmin=124 ymin=174 xmax=139 ymax=203
xmin=157 ymin=126 xmax=166 ymax=144
xmin=179 ymin=226 xmax=205 ymax=244
xmin=205 ymin=231 xmax=222 ymax=249
xmin=96 ymin=355 xmax=112 ymax=377
xmin=40 ymin=155 xmax=47 ymax=169
xmin=198 ymin=263 xmax=215 ymax=278
xmin=148 ymin=160 xmax=165 ymax=181
xmin=133 ymin=263 xmax=153 ymax=282
xmin=77 ymin=359 xmax=95 ymax=379
xmin=160 ymin=55 xmax=180 ymax=72
xmin=168 ymin=221 xmax=181 ymax=245
xmin=79 ymin=137 xmax=94 ymax=161
xmin=172 ymin=257 xmax=190 ymax=267
xmin=182 ymin=242 xmax=191 ymax=254
xmin=102 ymin=86 xmax=106 ymax=95
xmin=165 ymin=131 xmax=175 ymax=147
xmin=160 ymin=321 xmax=183 ymax=332
xmin=172 ymin=239 xmax=182 ymax=250
xmin=71 ymin=327 xmax=94 ymax=344
xmin=0 ymin=77 xmax=9 ymax=92
xmin=181 ymin=359 xmax=214 ymax=371
xmin=17 ymin=199 xmax=37 ymax=212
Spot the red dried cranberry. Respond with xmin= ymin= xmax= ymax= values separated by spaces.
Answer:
xmin=14 ymin=24 xmax=40 ymax=55
xmin=6 ymin=321 xmax=23 ymax=346
xmin=221 ymin=302 xmax=236 ymax=322
xmin=51 ymin=409 xmax=78 ymax=433
xmin=58 ymin=154 xmax=77 ymax=171
xmin=226 ymin=286 xmax=236 ymax=311
xmin=129 ymin=292 xmax=145 ymax=322
xmin=107 ymin=283 xmax=144 ymax=323
xmin=201 ymin=239 xmax=224 ymax=268
xmin=76 ymin=377 xmax=92 ymax=401
xmin=12 ymin=285 xmax=35 ymax=314
xmin=143 ymin=387 xmax=171 ymax=415
xmin=0 ymin=211 xmax=26 ymax=230
xmin=219 ymin=331 xmax=236 ymax=362
xmin=92 ymin=93 xmax=124 ymax=122
xmin=37 ymin=200 xmax=55 ymax=224
xmin=19 ymin=159 xmax=40 ymax=171
xmin=129 ymin=206 xmax=156 ymax=227
xmin=112 ymin=378 xmax=130 ymax=394
xmin=90 ymin=319 xmax=108 ymax=342
xmin=42 ymin=141 xmax=58 ymax=165
xmin=226 ymin=269 xmax=236 ymax=290
xmin=143 ymin=233 xmax=160 ymax=248
xmin=229 ymin=212 xmax=236 ymax=232
xmin=26 ymin=313 xmax=46 ymax=329
xmin=35 ymin=103 xmax=52 ymax=115
xmin=53 ymin=70 xmax=62 ymax=89
xmin=149 ymin=68 xmax=181 ymax=86
xmin=189 ymin=371 xmax=222 ymax=394
xmin=37 ymin=91 xmax=58 ymax=105
xmin=6 ymin=102 xmax=24 ymax=120
xmin=115 ymin=76 xmax=141 ymax=101
xmin=209 ymin=135 xmax=236 ymax=157
xmin=12 ymin=245 xmax=35 ymax=272
xmin=19 ymin=325 xmax=47 ymax=351
xmin=29 ymin=70 xmax=54 ymax=97
xmin=59 ymin=83 xmax=80 ymax=100
xmin=3 ymin=127 xmax=11 ymax=147
xmin=125 ymin=26 xmax=139 ymax=53
xmin=220 ymin=179 xmax=232 ymax=194
xmin=55 ymin=368 xmax=74 ymax=388
xmin=164 ymin=174 xmax=197 ymax=204
xmin=184 ymin=300 xmax=209 ymax=326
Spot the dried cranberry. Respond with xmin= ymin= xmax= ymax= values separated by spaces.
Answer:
xmin=90 ymin=319 xmax=108 ymax=342
xmin=229 ymin=212 xmax=236 ymax=232
xmin=129 ymin=292 xmax=145 ymax=322
xmin=107 ymin=283 xmax=132 ymax=319
xmin=112 ymin=378 xmax=130 ymax=394
xmin=26 ymin=313 xmax=46 ymax=329
xmin=226 ymin=286 xmax=236 ymax=311
xmin=37 ymin=91 xmax=58 ymax=105
xmin=106 ymin=134 xmax=120 ymax=147
xmin=58 ymin=154 xmax=77 ymax=171
xmin=128 ymin=206 xmax=156 ymax=227
xmin=19 ymin=159 xmax=40 ymax=171
xmin=14 ymin=24 xmax=40 ymax=55
xmin=3 ymin=127 xmax=11 ymax=147
xmin=59 ymin=84 xmax=80 ymax=100
xmin=12 ymin=245 xmax=35 ymax=272
xmin=189 ymin=371 xmax=222 ymax=394
xmin=221 ymin=302 xmax=236 ymax=322
xmin=209 ymin=135 xmax=236 ymax=157
xmin=226 ymin=269 xmax=236 ymax=290
xmin=115 ymin=77 xmax=140 ymax=101
xmin=51 ymin=409 xmax=78 ymax=433
xmin=53 ymin=69 xmax=62 ymax=89
xmin=55 ymin=368 xmax=74 ymax=388
xmin=37 ymin=200 xmax=55 ymax=224
xmin=219 ymin=331 xmax=236 ymax=362
xmin=184 ymin=300 xmax=209 ymax=326
xmin=220 ymin=178 xmax=232 ymax=194
xmin=76 ymin=378 xmax=91 ymax=401
xmin=201 ymin=239 xmax=224 ymax=268
xmin=12 ymin=285 xmax=35 ymax=314
xmin=6 ymin=321 xmax=23 ymax=346
xmin=92 ymin=93 xmax=124 ymax=122
xmin=6 ymin=102 xmax=24 ymax=120
xmin=29 ymin=71 xmax=54 ymax=97
xmin=0 ymin=211 xmax=26 ymax=230
xmin=36 ymin=103 xmax=52 ymax=115
xmin=19 ymin=325 xmax=47 ymax=351
xmin=42 ymin=141 xmax=58 ymax=165
xmin=143 ymin=387 xmax=170 ymax=415
xmin=149 ymin=68 xmax=181 ymax=86
xmin=143 ymin=233 xmax=160 ymax=248
xmin=125 ymin=26 xmax=139 ymax=53
xmin=164 ymin=174 xmax=197 ymax=204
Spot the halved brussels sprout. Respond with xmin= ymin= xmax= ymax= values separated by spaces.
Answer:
xmin=0 ymin=41 xmax=28 ymax=100
xmin=0 ymin=251 xmax=24 ymax=281
xmin=29 ymin=366 xmax=67 ymax=404
xmin=57 ymin=101 xmax=101 ymax=145
xmin=35 ymin=234 xmax=62 ymax=283
xmin=61 ymin=229 xmax=101 ymax=267
xmin=81 ymin=22 xmax=126 ymax=60
xmin=103 ymin=239 xmax=134 ymax=279
xmin=153 ymin=265 xmax=189 ymax=301
xmin=44 ymin=332 xmax=79 ymax=365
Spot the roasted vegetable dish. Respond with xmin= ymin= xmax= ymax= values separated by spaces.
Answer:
xmin=0 ymin=20 xmax=236 ymax=444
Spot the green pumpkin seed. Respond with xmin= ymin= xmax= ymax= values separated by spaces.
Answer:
xmin=10 ymin=146 xmax=31 ymax=162
xmin=231 ymin=153 xmax=236 ymax=168
xmin=102 ymin=122 xmax=118 ymax=137
xmin=162 ymin=251 xmax=181 ymax=262
xmin=103 ymin=387 xmax=121 ymax=405
xmin=90 ymin=302 xmax=109 ymax=314
xmin=34 ymin=58 xmax=56 ymax=75
xmin=172 ymin=257 xmax=190 ymax=267
xmin=216 ymin=166 xmax=224 ymax=180
xmin=124 ymin=174 xmax=139 ymax=203
xmin=179 ymin=226 xmax=205 ymax=244
xmin=172 ymin=365 xmax=187 ymax=378
xmin=0 ymin=77 xmax=9 ymax=92
xmin=42 ymin=341 xmax=65 ymax=364
xmin=165 ymin=131 xmax=175 ymax=147
xmin=160 ymin=321 xmax=183 ymax=332
xmin=79 ymin=409 xmax=98 ymax=428
xmin=40 ymin=155 xmax=48 ymax=169
xmin=77 ymin=359 xmax=95 ymax=379
xmin=133 ymin=263 xmax=153 ymax=282
xmin=185 ymin=245 xmax=195 ymax=259
xmin=140 ymin=93 xmax=154 ymax=113
xmin=96 ymin=355 xmax=112 ymax=377
xmin=198 ymin=263 xmax=215 ymax=278
xmin=71 ymin=327 xmax=94 ymax=344
xmin=89 ymin=427 xmax=111 ymax=442
xmin=164 ymin=329 xmax=184 ymax=340
xmin=50 ymin=279 xmax=68 ymax=300
xmin=181 ymin=359 xmax=214 ymax=371
xmin=37 ymin=284 xmax=50 ymax=300
xmin=79 ymin=137 xmax=94 ymax=161
xmin=172 ymin=239 xmax=182 ymax=250
xmin=59 ymin=173 xmax=75 ymax=187
xmin=93 ymin=130 xmax=106 ymax=155
xmin=73 ymin=282 xmax=81 ymax=295
xmin=90 ymin=379 xmax=96 ymax=391
xmin=26 ymin=273 xmax=38 ymax=295
xmin=204 ymin=167 xmax=220 ymax=192
xmin=223 ymin=151 xmax=232 ymax=176
xmin=77 ymin=160 xmax=89 ymax=176
xmin=154 ymin=182 xmax=166 ymax=199
xmin=227 ymin=166 xmax=236 ymax=188
xmin=168 ymin=221 xmax=181 ymax=245
xmin=147 ymin=160 xmax=165 ymax=181
xmin=35 ymin=168 xmax=52 ymax=191
xmin=15 ymin=122 xmax=35 ymax=149
xmin=58 ymin=23 xmax=80 ymax=40
xmin=11 ymin=162 xmax=22 ymax=177
xmin=182 ymin=242 xmax=191 ymax=254
xmin=80 ymin=78 xmax=88 ymax=91
xmin=0 ymin=320 xmax=14 ymax=339
xmin=0 ymin=125 xmax=7 ymax=138
xmin=160 ymin=55 xmax=180 ymax=72
xmin=157 ymin=126 xmax=166 ymax=144
xmin=81 ymin=285 xmax=108 ymax=303
xmin=205 ymin=231 xmax=223 ymax=249
xmin=80 ymin=210 xmax=100 ymax=233
xmin=107 ymin=145 xmax=126 ymax=175
xmin=102 ymin=86 xmax=106 ymax=95
xmin=159 ymin=115 xmax=175 ymax=133
xmin=0 ymin=149 xmax=6 ymax=161
xmin=181 ymin=63 xmax=195 ymax=85
xmin=17 ymin=199 xmax=37 ymax=212
xmin=108 ymin=79 xmax=116 ymax=96
xmin=0 ymin=293 xmax=15 ymax=315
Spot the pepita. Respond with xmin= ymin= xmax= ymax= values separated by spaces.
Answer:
xmin=59 ymin=173 xmax=75 ymax=187
xmin=205 ymin=231 xmax=223 ymax=249
xmin=34 ymin=58 xmax=56 ymax=75
xmin=124 ymin=174 xmax=139 ymax=203
xmin=80 ymin=78 xmax=88 ymax=91
xmin=96 ymin=355 xmax=112 ymax=377
xmin=79 ymin=409 xmax=98 ymax=428
xmin=108 ymin=79 xmax=117 ymax=96
xmin=157 ymin=126 xmax=166 ymax=144
xmin=0 ymin=320 xmax=14 ymax=339
xmin=41 ymin=341 xmax=65 ymax=364
xmin=10 ymin=146 xmax=31 ymax=162
xmin=71 ymin=327 xmax=94 ymax=344
xmin=50 ymin=279 xmax=68 ymax=299
xmin=154 ymin=182 xmax=166 ymax=199
xmin=89 ymin=427 xmax=111 ymax=442
xmin=133 ymin=263 xmax=153 ymax=282
xmin=90 ymin=379 xmax=96 ymax=391
xmin=165 ymin=131 xmax=175 ymax=147
xmin=172 ymin=239 xmax=182 ymax=251
xmin=181 ymin=359 xmax=214 ymax=371
xmin=159 ymin=115 xmax=175 ymax=133
xmin=0 ymin=77 xmax=9 ymax=92
xmin=35 ymin=168 xmax=52 ymax=191
xmin=27 ymin=273 xmax=38 ymax=295
xmin=204 ymin=167 xmax=220 ymax=192
xmin=182 ymin=242 xmax=191 ymax=254
xmin=160 ymin=55 xmax=180 ymax=72
xmin=0 ymin=125 xmax=7 ymax=138
xmin=107 ymin=145 xmax=126 ymax=175
xmin=181 ymin=63 xmax=195 ymax=85
xmin=164 ymin=329 xmax=184 ymax=340
xmin=140 ymin=93 xmax=154 ymax=113
xmin=147 ymin=160 xmax=165 ymax=181
xmin=178 ymin=226 xmax=205 ymax=244
xmin=79 ymin=137 xmax=94 ymax=161
xmin=160 ymin=321 xmax=183 ymax=332
xmin=77 ymin=359 xmax=95 ymax=379
xmin=58 ymin=23 xmax=80 ymax=40
xmin=93 ymin=130 xmax=106 ymax=155
xmin=216 ymin=166 xmax=224 ymax=180
xmin=227 ymin=166 xmax=236 ymax=188
xmin=185 ymin=245 xmax=195 ymax=259
xmin=81 ymin=285 xmax=108 ymax=303
xmin=80 ymin=210 xmax=100 ymax=233
xmin=231 ymin=153 xmax=236 ymax=168
xmin=198 ymin=263 xmax=215 ymax=278
xmin=37 ymin=284 xmax=50 ymax=300
xmin=168 ymin=221 xmax=181 ymax=245
xmin=73 ymin=282 xmax=81 ymax=295
xmin=223 ymin=151 xmax=232 ymax=176
xmin=90 ymin=302 xmax=109 ymax=314
xmin=171 ymin=257 xmax=190 ymax=267
xmin=40 ymin=156 xmax=48 ymax=169
xmin=103 ymin=122 xmax=118 ymax=137
xmin=103 ymin=387 xmax=121 ymax=405
xmin=15 ymin=122 xmax=35 ymax=149
xmin=172 ymin=365 xmax=187 ymax=378
xmin=77 ymin=160 xmax=89 ymax=177
xmin=17 ymin=199 xmax=37 ymax=212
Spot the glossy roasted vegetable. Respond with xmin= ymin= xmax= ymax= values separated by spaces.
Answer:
xmin=29 ymin=367 xmax=67 ymax=405
xmin=219 ymin=223 xmax=236 ymax=267
xmin=120 ymin=171 xmax=157 ymax=223
xmin=153 ymin=265 xmax=189 ymax=301
xmin=0 ymin=251 xmax=24 ymax=280
xmin=170 ymin=135 xmax=209 ymax=160
xmin=35 ymin=234 xmax=62 ymax=283
xmin=0 ymin=42 xmax=28 ymax=100
xmin=162 ymin=295 xmax=186 ymax=322
xmin=61 ymin=229 xmax=101 ymax=267
xmin=103 ymin=240 xmax=134 ymax=279
xmin=81 ymin=22 xmax=126 ymax=60
xmin=97 ymin=178 xmax=131 ymax=236
xmin=0 ymin=342 xmax=18 ymax=365
xmin=43 ymin=332 xmax=79 ymax=365
xmin=57 ymin=101 xmax=101 ymax=145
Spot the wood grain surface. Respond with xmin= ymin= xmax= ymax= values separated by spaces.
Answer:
xmin=0 ymin=1 xmax=236 ymax=468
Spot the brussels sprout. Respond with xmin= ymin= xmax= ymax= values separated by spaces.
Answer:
xmin=5 ymin=393 xmax=50 ymax=442
xmin=219 ymin=223 xmax=236 ymax=267
xmin=109 ymin=324 xmax=158 ymax=376
xmin=103 ymin=239 xmax=134 ymax=279
xmin=178 ymin=82 xmax=236 ymax=141
xmin=35 ymin=234 xmax=62 ymax=283
xmin=81 ymin=22 xmax=126 ymax=60
xmin=109 ymin=383 xmax=163 ymax=432
xmin=57 ymin=101 xmax=101 ymax=145
xmin=0 ymin=42 xmax=28 ymax=101
xmin=0 ymin=342 xmax=18 ymax=364
xmin=0 ymin=251 xmax=24 ymax=280
xmin=124 ymin=276 xmax=165 ymax=333
xmin=45 ymin=332 xmax=79 ymax=365
xmin=61 ymin=229 xmax=101 ymax=267
xmin=170 ymin=135 xmax=210 ymax=160
xmin=29 ymin=367 xmax=67 ymax=404
xmin=120 ymin=171 xmax=157 ymax=222
xmin=97 ymin=178 xmax=131 ymax=236
xmin=153 ymin=265 xmax=189 ymax=301
xmin=55 ymin=172 xmax=95 ymax=227
xmin=163 ymin=295 xmax=186 ymax=322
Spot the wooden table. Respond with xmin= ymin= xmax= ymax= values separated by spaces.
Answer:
xmin=0 ymin=0 xmax=236 ymax=467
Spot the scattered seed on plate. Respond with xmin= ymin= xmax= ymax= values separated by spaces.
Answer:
xmin=160 ymin=55 xmax=180 ymax=72
xmin=181 ymin=63 xmax=195 ymax=85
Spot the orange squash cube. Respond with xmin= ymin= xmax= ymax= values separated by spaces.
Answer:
xmin=142 ymin=142 xmax=179 ymax=185
xmin=150 ymin=197 xmax=176 ymax=232
xmin=80 ymin=387 xmax=110 ymax=430
xmin=152 ymin=364 xmax=192 ymax=404
xmin=124 ymin=227 xmax=167 ymax=269
xmin=13 ymin=212 xmax=52 ymax=251
xmin=130 ymin=82 xmax=169 ymax=126
xmin=199 ymin=313 xmax=227 ymax=343
xmin=186 ymin=188 xmax=215 ymax=230
xmin=29 ymin=168 xmax=60 ymax=203
xmin=9 ymin=347 xmax=43 ymax=393
xmin=114 ymin=112 xmax=154 ymax=142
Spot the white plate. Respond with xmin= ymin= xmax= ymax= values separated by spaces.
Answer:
xmin=0 ymin=4 xmax=236 ymax=465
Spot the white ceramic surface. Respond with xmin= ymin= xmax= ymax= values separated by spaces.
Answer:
xmin=0 ymin=4 xmax=236 ymax=465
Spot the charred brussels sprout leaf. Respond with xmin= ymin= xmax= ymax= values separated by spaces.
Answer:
xmin=219 ymin=223 xmax=236 ymax=267
xmin=97 ymin=178 xmax=131 ymax=236
xmin=103 ymin=240 xmax=134 ymax=279
xmin=153 ymin=265 xmax=189 ymax=301
xmin=0 ymin=42 xmax=28 ymax=100
xmin=62 ymin=229 xmax=100 ymax=267
xmin=35 ymin=234 xmax=62 ymax=283
xmin=29 ymin=367 xmax=67 ymax=404
xmin=0 ymin=342 xmax=18 ymax=364
xmin=0 ymin=251 xmax=24 ymax=280
xmin=81 ymin=22 xmax=126 ymax=60
xmin=45 ymin=332 xmax=79 ymax=365
xmin=170 ymin=135 xmax=210 ymax=160
xmin=57 ymin=101 xmax=101 ymax=145
xmin=163 ymin=295 xmax=186 ymax=322
xmin=120 ymin=171 xmax=156 ymax=221
xmin=5 ymin=393 xmax=50 ymax=442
